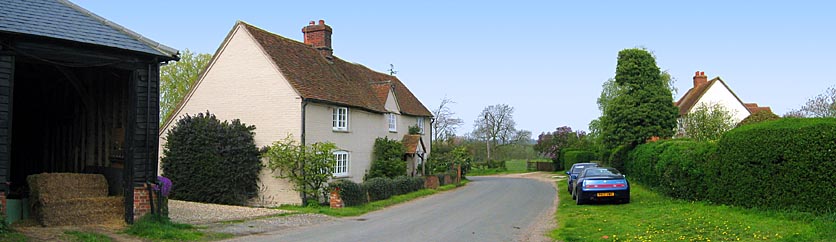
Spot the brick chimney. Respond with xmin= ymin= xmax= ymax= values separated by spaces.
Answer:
xmin=693 ymin=71 xmax=707 ymax=87
xmin=302 ymin=20 xmax=333 ymax=59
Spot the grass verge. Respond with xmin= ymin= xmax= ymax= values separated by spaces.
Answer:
xmin=551 ymin=182 xmax=836 ymax=241
xmin=64 ymin=230 xmax=113 ymax=242
xmin=124 ymin=214 xmax=233 ymax=241
xmin=0 ymin=232 xmax=26 ymax=242
xmin=279 ymin=180 xmax=468 ymax=217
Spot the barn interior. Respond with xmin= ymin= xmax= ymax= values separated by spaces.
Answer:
xmin=6 ymin=57 xmax=132 ymax=224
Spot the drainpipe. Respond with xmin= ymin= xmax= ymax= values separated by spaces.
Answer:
xmin=427 ymin=117 xmax=434 ymax=176
xmin=300 ymin=99 xmax=308 ymax=205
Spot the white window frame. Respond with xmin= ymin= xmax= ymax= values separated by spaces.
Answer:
xmin=417 ymin=117 xmax=425 ymax=134
xmin=332 ymin=107 xmax=348 ymax=131
xmin=388 ymin=113 xmax=397 ymax=132
xmin=333 ymin=151 xmax=349 ymax=177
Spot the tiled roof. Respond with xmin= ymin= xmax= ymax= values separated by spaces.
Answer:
xmin=744 ymin=103 xmax=772 ymax=114
xmin=371 ymin=83 xmax=393 ymax=110
xmin=242 ymin=23 xmax=432 ymax=117
xmin=402 ymin=135 xmax=423 ymax=154
xmin=675 ymin=78 xmax=716 ymax=116
xmin=0 ymin=0 xmax=178 ymax=59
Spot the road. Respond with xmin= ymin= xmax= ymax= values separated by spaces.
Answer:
xmin=227 ymin=176 xmax=557 ymax=242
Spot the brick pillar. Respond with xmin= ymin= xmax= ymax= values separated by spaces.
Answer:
xmin=329 ymin=188 xmax=343 ymax=209
xmin=133 ymin=186 xmax=151 ymax=220
xmin=0 ymin=192 xmax=6 ymax=215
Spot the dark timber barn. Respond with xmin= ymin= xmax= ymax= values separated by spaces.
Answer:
xmin=0 ymin=0 xmax=178 ymax=223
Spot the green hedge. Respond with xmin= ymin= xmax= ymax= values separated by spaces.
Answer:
xmin=329 ymin=179 xmax=367 ymax=206
xmin=625 ymin=139 xmax=716 ymax=201
xmin=363 ymin=177 xmax=395 ymax=201
xmin=711 ymin=118 xmax=836 ymax=213
xmin=562 ymin=150 xmax=596 ymax=170
xmin=606 ymin=144 xmax=633 ymax=171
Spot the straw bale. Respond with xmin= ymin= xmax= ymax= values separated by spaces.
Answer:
xmin=27 ymin=173 xmax=108 ymax=203
xmin=33 ymin=197 xmax=124 ymax=227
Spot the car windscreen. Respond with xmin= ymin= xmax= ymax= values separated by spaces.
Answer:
xmin=571 ymin=165 xmax=590 ymax=173
xmin=581 ymin=168 xmax=623 ymax=177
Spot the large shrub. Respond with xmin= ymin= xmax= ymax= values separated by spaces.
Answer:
xmin=562 ymin=150 xmax=595 ymax=170
xmin=365 ymin=138 xmax=406 ymax=180
xmin=606 ymin=144 xmax=633 ymax=171
xmin=710 ymin=118 xmax=836 ymax=213
xmin=363 ymin=177 xmax=395 ymax=201
xmin=625 ymin=139 xmax=716 ymax=200
xmin=162 ymin=112 xmax=261 ymax=205
xmin=736 ymin=110 xmax=780 ymax=127
xmin=392 ymin=176 xmax=413 ymax=196
xmin=329 ymin=179 xmax=367 ymax=206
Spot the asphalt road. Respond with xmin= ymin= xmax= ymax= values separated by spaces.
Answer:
xmin=228 ymin=176 xmax=556 ymax=242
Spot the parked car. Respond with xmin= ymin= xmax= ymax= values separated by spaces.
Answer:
xmin=565 ymin=162 xmax=599 ymax=195
xmin=572 ymin=167 xmax=630 ymax=205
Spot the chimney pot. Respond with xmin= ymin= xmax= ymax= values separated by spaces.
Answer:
xmin=319 ymin=20 xmax=325 ymax=25
xmin=693 ymin=70 xmax=708 ymax=87
xmin=309 ymin=21 xmax=315 ymax=25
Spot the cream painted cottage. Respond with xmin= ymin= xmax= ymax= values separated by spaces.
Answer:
xmin=675 ymin=71 xmax=771 ymax=135
xmin=159 ymin=20 xmax=433 ymax=205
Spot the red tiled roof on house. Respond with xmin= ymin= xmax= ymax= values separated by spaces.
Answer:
xmin=402 ymin=134 xmax=423 ymax=154
xmin=242 ymin=22 xmax=432 ymax=117
xmin=675 ymin=71 xmax=771 ymax=116
xmin=744 ymin=103 xmax=772 ymax=114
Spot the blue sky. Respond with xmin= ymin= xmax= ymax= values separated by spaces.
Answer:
xmin=76 ymin=0 xmax=836 ymax=136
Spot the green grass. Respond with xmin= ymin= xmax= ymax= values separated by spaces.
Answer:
xmin=64 ymin=231 xmax=113 ymax=242
xmin=0 ymin=232 xmax=27 ymax=242
xmin=124 ymin=214 xmax=233 ymax=241
xmin=551 ymin=182 xmax=836 ymax=241
xmin=469 ymin=159 xmax=550 ymax=176
xmin=279 ymin=181 xmax=467 ymax=217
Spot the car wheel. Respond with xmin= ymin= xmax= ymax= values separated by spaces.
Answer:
xmin=575 ymin=191 xmax=584 ymax=205
xmin=568 ymin=183 xmax=573 ymax=194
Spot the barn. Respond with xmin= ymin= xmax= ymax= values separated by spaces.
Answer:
xmin=0 ymin=0 xmax=178 ymax=223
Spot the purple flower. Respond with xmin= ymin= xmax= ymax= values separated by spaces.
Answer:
xmin=154 ymin=176 xmax=173 ymax=197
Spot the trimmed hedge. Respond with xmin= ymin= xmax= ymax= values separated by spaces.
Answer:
xmin=607 ymin=144 xmax=633 ymax=171
xmin=562 ymin=150 xmax=596 ymax=171
xmin=711 ymin=118 xmax=836 ymax=213
xmin=736 ymin=110 xmax=780 ymax=127
xmin=363 ymin=177 xmax=395 ymax=201
xmin=329 ymin=179 xmax=367 ymax=206
xmin=625 ymin=139 xmax=716 ymax=201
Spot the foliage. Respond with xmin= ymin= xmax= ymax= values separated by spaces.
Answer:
xmin=124 ymin=214 xmax=227 ymax=241
xmin=264 ymin=136 xmax=337 ymax=203
xmin=601 ymin=48 xmax=678 ymax=149
xmin=160 ymin=49 xmax=212 ymax=124
xmin=363 ymin=177 xmax=395 ymax=201
xmin=162 ymin=112 xmax=261 ymax=205
xmin=561 ymin=150 xmax=596 ymax=170
xmin=711 ymin=118 xmax=836 ymax=213
xmin=365 ymin=137 xmax=406 ymax=180
xmin=0 ymin=233 xmax=25 ymax=242
xmin=606 ymin=144 xmax=633 ymax=171
xmin=679 ymin=103 xmax=736 ymax=141
xmin=534 ymin=126 xmax=589 ymax=170
xmin=328 ymin=179 xmax=367 ymax=207
xmin=431 ymin=97 xmax=464 ymax=143
xmin=473 ymin=104 xmax=529 ymax=160
xmin=64 ymin=231 xmax=113 ymax=242
xmin=625 ymin=139 xmax=717 ymax=200
xmin=551 ymin=182 xmax=836 ymax=242
xmin=737 ymin=110 xmax=780 ymax=127
xmin=392 ymin=176 xmax=424 ymax=196
xmin=408 ymin=125 xmax=421 ymax=135
xmin=785 ymin=86 xmax=836 ymax=117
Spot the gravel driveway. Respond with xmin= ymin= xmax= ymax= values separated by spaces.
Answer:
xmin=168 ymin=200 xmax=289 ymax=224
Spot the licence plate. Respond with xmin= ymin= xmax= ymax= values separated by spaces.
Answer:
xmin=597 ymin=192 xmax=615 ymax=197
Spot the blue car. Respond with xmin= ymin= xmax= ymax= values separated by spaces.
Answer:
xmin=565 ymin=163 xmax=599 ymax=195
xmin=572 ymin=167 xmax=630 ymax=205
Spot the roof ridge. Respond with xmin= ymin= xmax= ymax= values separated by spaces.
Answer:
xmin=57 ymin=0 xmax=179 ymax=59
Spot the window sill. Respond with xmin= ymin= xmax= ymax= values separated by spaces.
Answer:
xmin=332 ymin=129 xmax=350 ymax=133
xmin=389 ymin=130 xmax=398 ymax=133
xmin=333 ymin=175 xmax=351 ymax=179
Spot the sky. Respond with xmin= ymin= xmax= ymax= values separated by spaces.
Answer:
xmin=76 ymin=0 xmax=836 ymax=137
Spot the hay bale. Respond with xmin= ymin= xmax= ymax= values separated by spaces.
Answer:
xmin=27 ymin=173 xmax=108 ymax=203
xmin=33 ymin=197 xmax=124 ymax=226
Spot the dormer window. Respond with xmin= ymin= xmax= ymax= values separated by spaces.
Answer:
xmin=333 ymin=107 xmax=348 ymax=131
xmin=388 ymin=113 xmax=397 ymax=132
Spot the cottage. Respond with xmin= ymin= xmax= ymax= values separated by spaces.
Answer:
xmin=675 ymin=71 xmax=772 ymax=134
xmin=160 ymin=20 xmax=433 ymax=206
xmin=0 ymin=0 xmax=178 ymax=223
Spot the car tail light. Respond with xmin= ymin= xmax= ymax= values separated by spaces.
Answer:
xmin=584 ymin=183 xmax=626 ymax=189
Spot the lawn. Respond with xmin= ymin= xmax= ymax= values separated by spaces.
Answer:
xmin=124 ymin=214 xmax=233 ymax=241
xmin=279 ymin=181 xmax=466 ymax=217
xmin=551 ymin=182 xmax=836 ymax=241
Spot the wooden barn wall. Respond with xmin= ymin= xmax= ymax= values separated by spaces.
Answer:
xmin=0 ymin=54 xmax=12 ymax=193
xmin=127 ymin=63 xmax=160 ymax=186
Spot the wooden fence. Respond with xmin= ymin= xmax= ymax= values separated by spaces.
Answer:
xmin=527 ymin=161 xmax=555 ymax=172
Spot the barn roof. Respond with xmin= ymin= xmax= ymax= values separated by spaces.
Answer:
xmin=0 ymin=0 xmax=178 ymax=59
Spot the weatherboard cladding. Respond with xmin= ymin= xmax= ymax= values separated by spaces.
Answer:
xmin=242 ymin=23 xmax=432 ymax=117
xmin=0 ymin=0 xmax=175 ymax=57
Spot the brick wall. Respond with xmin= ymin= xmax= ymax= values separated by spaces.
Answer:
xmin=329 ymin=189 xmax=343 ymax=209
xmin=0 ymin=192 xmax=5 ymax=214
xmin=133 ymin=187 xmax=150 ymax=220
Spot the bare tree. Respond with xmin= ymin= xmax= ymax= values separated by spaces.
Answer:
xmin=474 ymin=104 xmax=517 ymax=145
xmin=786 ymin=86 xmax=836 ymax=117
xmin=431 ymin=97 xmax=464 ymax=142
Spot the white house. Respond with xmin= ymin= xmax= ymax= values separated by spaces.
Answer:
xmin=159 ymin=20 xmax=433 ymax=206
xmin=675 ymin=71 xmax=771 ymax=134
